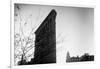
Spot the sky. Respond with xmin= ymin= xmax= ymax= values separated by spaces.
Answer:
xmin=14 ymin=4 xmax=94 ymax=64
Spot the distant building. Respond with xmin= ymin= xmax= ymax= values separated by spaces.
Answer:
xmin=80 ymin=53 xmax=94 ymax=61
xmin=66 ymin=51 xmax=70 ymax=62
xmin=66 ymin=52 xmax=94 ymax=62
xmin=31 ymin=9 xmax=57 ymax=64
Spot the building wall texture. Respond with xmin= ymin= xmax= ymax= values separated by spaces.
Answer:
xmin=33 ymin=9 xmax=57 ymax=64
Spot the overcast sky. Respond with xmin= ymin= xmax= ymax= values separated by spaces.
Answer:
xmin=14 ymin=4 xmax=94 ymax=64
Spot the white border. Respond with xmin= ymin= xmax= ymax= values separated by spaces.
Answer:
xmin=10 ymin=0 xmax=95 ymax=69
xmin=11 ymin=0 xmax=95 ymax=8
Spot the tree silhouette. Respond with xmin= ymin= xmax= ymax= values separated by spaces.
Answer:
xmin=14 ymin=5 xmax=36 ymax=65
xmin=14 ymin=4 xmax=67 ymax=65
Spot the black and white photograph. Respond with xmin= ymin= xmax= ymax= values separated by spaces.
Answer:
xmin=14 ymin=3 xmax=94 ymax=66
